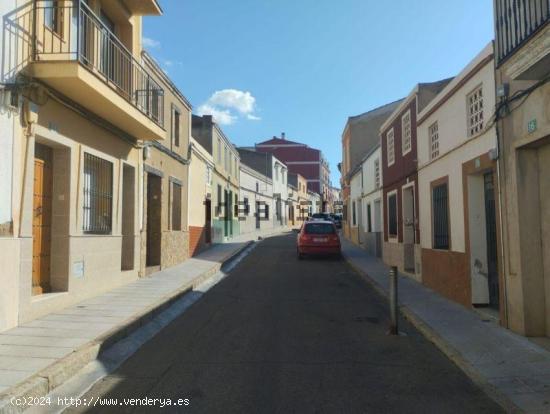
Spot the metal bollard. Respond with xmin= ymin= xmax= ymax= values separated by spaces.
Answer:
xmin=389 ymin=266 xmax=398 ymax=335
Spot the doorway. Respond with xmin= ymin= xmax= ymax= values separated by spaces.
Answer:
xmin=402 ymin=185 xmax=416 ymax=272
xmin=255 ymin=201 xmax=261 ymax=229
xmin=146 ymin=173 xmax=162 ymax=269
xmin=357 ymin=199 xmax=363 ymax=244
xmin=484 ymin=172 xmax=499 ymax=309
xmin=121 ymin=165 xmax=135 ymax=271
xmin=32 ymin=144 xmax=53 ymax=295
xmin=204 ymin=198 xmax=212 ymax=243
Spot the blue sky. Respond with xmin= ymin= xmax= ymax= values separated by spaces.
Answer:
xmin=143 ymin=0 xmax=494 ymax=186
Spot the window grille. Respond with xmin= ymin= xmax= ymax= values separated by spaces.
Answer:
xmin=83 ymin=153 xmax=113 ymax=234
xmin=468 ymin=86 xmax=484 ymax=137
xmin=374 ymin=158 xmax=380 ymax=189
xmin=402 ymin=111 xmax=412 ymax=154
xmin=429 ymin=122 xmax=439 ymax=160
xmin=387 ymin=129 xmax=395 ymax=166
xmin=432 ymin=183 xmax=449 ymax=250
xmin=352 ymin=201 xmax=357 ymax=226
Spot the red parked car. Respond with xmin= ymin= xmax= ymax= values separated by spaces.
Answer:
xmin=297 ymin=220 xmax=341 ymax=259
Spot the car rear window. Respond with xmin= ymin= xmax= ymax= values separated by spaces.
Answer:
xmin=304 ymin=223 xmax=335 ymax=235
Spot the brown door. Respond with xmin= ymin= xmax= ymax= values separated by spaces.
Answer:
xmin=32 ymin=144 xmax=53 ymax=295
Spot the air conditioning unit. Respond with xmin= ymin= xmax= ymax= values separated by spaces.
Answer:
xmin=0 ymin=88 xmax=19 ymax=113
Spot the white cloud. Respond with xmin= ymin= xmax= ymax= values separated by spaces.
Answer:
xmin=142 ymin=37 xmax=160 ymax=49
xmin=197 ymin=89 xmax=260 ymax=125
xmin=197 ymin=104 xmax=236 ymax=126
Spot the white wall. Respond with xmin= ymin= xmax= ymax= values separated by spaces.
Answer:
xmin=417 ymin=44 xmax=496 ymax=252
xmin=188 ymin=138 xmax=213 ymax=227
xmin=239 ymin=164 xmax=273 ymax=234
xmin=271 ymin=157 xmax=288 ymax=225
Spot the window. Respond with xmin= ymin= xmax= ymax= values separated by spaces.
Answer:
xmin=83 ymin=153 xmax=113 ymax=234
xmin=171 ymin=107 xmax=180 ymax=147
xmin=429 ymin=122 xmax=439 ymax=160
xmin=304 ymin=222 xmax=336 ymax=235
xmin=374 ymin=158 xmax=380 ymax=189
xmin=468 ymin=86 xmax=484 ymax=137
xmin=234 ymin=193 xmax=238 ymax=216
xmin=224 ymin=146 xmax=228 ymax=171
xmin=44 ymin=0 xmax=62 ymax=35
xmin=217 ymin=139 xmax=221 ymax=163
xmin=244 ymin=197 xmax=250 ymax=215
xmin=367 ymin=203 xmax=372 ymax=233
xmin=402 ymin=110 xmax=412 ymax=155
xmin=387 ymin=128 xmax=395 ymax=166
xmin=216 ymin=185 xmax=222 ymax=216
xmin=256 ymin=182 xmax=259 ymax=193
xmin=352 ymin=201 xmax=357 ymax=226
xmin=171 ymin=182 xmax=182 ymax=231
xmin=206 ymin=167 xmax=212 ymax=185
xmin=229 ymin=152 xmax=233 ymax=175
xmin=388 ymin=193 xmax=397 ymax=238
xmin=432 ymin=183 xmax=449 ymax=250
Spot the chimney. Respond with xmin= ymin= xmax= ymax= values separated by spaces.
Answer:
xmin=281 ymin=132 xmax=286 ymax=140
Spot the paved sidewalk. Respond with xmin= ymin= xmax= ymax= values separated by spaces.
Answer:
xmin=342 ymin=238 xmax=550 ymax=413
xmin=0 ymin=230 xmax=284 ymax=413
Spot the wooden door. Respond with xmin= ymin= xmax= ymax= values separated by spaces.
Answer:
xmin=32 ymin=144 xmax=53 ymax=295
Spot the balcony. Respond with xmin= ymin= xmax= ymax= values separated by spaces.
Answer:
xmin=495 ymin=0 xmax=550 ymax=68
xmin=2 ymin=1 xmax=165 ymax=141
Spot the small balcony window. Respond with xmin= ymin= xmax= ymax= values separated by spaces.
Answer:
xmin=467 ymin=86 xmax=484 ymax=137
xmin=387 ymin=128 xmax=395 ymax=166
xmin=429 ymin=122 xmax=440 ymax=160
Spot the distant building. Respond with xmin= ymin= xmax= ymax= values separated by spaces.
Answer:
xmin=255 ymin=134 xmax=331 ymax=211
xmin=237 ymin=148 xmax=288 ymax=231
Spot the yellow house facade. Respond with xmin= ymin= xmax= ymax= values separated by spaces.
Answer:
xmin=0 ymin=0 xmax=164 ymax=329
xmin=140 ymin=52 xmax=192 ymax=275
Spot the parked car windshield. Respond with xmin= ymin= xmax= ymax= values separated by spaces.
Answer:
xmin=304 ymin=223 xmax=336 ymax=235
xmin=312 ymin=213 xmax=331 ymax=220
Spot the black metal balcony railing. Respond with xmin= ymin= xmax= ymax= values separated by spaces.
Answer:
xmin=495 ymin=0 xmax=550 ymax=64
xmin=2 ymin=0 xmax=164 ymax=128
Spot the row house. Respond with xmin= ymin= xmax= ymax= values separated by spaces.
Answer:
xmin=288 ymin=173 xmax=309 ymax=228
xmin=188 ymin=136 xmax=214 ymax=257
xmin=417 ymin=43 xmax=501 ymax=315
xmin=0 ymin=0 xmax=165 ymax=330
xmin=340 ymin=101 xmax=402 ymax=240
xmin=493 ymin=0 xmax=550 ymax=337
xmin=380 ymin=78 xmax=452 ymax=281
xmin=192 ymin=115 xmax=240 ymax=243
xmin=348 ymin=145 xmax=384 ymax=258
xmin=237 ymin=148 xmax=275 ymax=236
xmin=141 ymin=52 xmax=192 ymax=275
xmin=238 ymin=148 xmax=289 ymax=229
xmin=255 ymin=134 xmax=330 ymax=211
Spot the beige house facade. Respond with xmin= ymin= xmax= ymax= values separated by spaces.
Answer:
xmin=188 ymin=137 xmax=214 ymax=256
xmin=417 ymin=43 xmax=501 ymax=314
xmin=493 ymin=1 xmax=550 ymax=337
xmin=192 ymin=115 xmax=240 ymax=243
xmin=0 ymin=0 xmax=164 ymax=330
xmin=141 ymin=52 xmax=192 ymax=275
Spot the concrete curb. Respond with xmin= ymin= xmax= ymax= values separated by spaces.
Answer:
xmin=342 ymin=252 xmax=524 ymax=414
xmin=0 ymin=241 xmax=254 ymax=414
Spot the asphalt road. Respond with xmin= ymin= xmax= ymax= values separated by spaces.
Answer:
xmin=70 ymin=234 xmax=503 ymax=414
